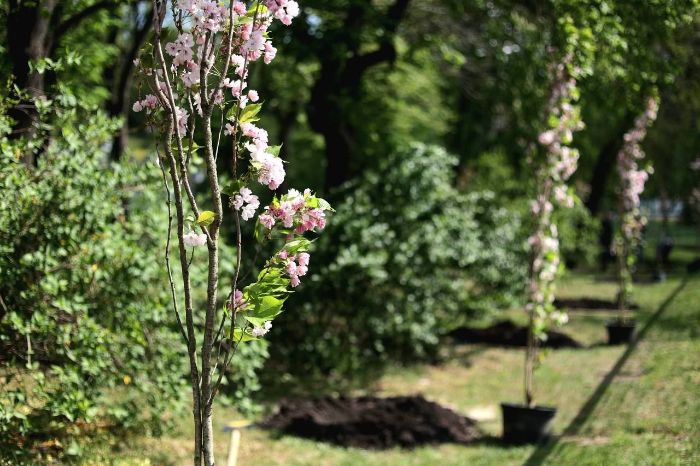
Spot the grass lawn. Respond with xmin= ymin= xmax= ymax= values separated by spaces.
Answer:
xmin=82 ymin=270 xmax=700 ymax=465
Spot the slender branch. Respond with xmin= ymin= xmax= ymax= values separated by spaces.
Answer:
xmin=157 ymin=144 xmax=189 ymax=345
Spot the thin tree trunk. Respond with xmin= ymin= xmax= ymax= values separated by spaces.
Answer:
xmin=616 ymin=196 xmax=628 ymax=321
xmin=200 ymin=100 xmax=223 ymax=466
xmin=524 ymin=311 xmax=536 ymax=407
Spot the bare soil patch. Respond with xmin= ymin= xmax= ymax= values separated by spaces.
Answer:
xmin=261 ymin=395 xmax=480 ymax=449
xmin=448 ymin=320 xmax=582 ymax=348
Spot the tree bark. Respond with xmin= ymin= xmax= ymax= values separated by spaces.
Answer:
xmin=6 ymin=0 xmax=58 ymax=161
xmin=305 ymin=0 xmax=411 ymax=192
xmin=109 ymin=3 xmax=154 ymax=160
xmin=585 ymin=111 xmax=636 ymax=216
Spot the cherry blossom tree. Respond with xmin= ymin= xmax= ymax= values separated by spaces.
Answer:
xmin=134 ymin=1 xmax=330 ymax=464
xmin=613 ymin=96 xmax=659 ymax=319
xmin=524 ymin=59 xmax=584 ymax=407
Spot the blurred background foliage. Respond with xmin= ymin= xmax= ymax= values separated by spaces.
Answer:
xmin=1 ymin=0 xmax=699 ymax=460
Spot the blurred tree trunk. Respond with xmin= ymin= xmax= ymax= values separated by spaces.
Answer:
xmin=585 ymin=111 xmax=636 ymax=216
xmin=6 ymin=0 xmax=119 ymax=164
xmin=306 ymin=0 xmax=411 ymax=192
xmin=6 ymin=0 xmax=58 ymax=163
xmin=109 ymin=2 xmax=153 ymax=161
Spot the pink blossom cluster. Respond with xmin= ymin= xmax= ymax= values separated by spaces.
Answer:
xmin=279 ymin=250 xmax=310 ymax=287
xmin=246 ymin=134 xmax=285 ymax=190
xmin=616 ymin=97 xmax=659 ymax=242
xmin=536 ymin=71 xmax=583 ymax=208
xmin=527 ymin=60 xmax=583 ymax=332
xmin=132 ymin=94 xmax=158 ymax=113
xmin=259 ymin=189 xmax=327 ymax=233
xmin=136 ymin=1 xmax=333 ymax=348
xmin=265 ymin=0 xmax=300 ymax=25
xmin=232 ymin=187 xmax=260 ymax=221
xmin=226 ymin=289 xmax=248 ymax=312
xmin=530 ymin=225 xmax=560 ymax=283
xmin=183 ymin=230 xmax=207 ymax=247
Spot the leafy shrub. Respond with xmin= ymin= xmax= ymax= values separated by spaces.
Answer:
xmin=466 ymin=149 xmax=599 ymax=270
xmin=266 ymin=144 xmax=527 ymax=385
xmin=0 ymin=95 xmax=186 ymax=460
xmin=0 ymin=94 xmax=265 ymax=460
xmin=554 ymin=198 xmax=601 ymax=269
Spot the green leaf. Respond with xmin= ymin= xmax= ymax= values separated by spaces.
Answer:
xmin=267 ymin=144 xmax=282 ymax=156
xmin=197 ymin=211 xmax=216 ymax=226
xmin=225 ymin=105 xmax=239 ymax=121
xmin=239 ymin=103 xmax=262 ymax=124
xmin=232 ymin=327 xmax=258 ymax=342
xmin=243 ymin=315 xmax=269 ymax=327
xmin=246 ymin=4 xmax=268 ymax=17
xmin=318 ymin=198 xmax=333 ymax=211
xmin=250 ymin=295 xmax=285 ymax=320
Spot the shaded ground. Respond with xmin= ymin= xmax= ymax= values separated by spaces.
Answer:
xmin=554 ymin=297 xmax=639 ymax=311
xmin=448 ymin=320 xmax=582 ymax=348
xmin=261 ymin=395 xmax=480 ymax=449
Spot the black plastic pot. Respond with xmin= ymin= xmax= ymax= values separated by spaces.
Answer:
xmin=606 ymin=320 xmax=636 ymax=345
xmin=500 ymin=402 xmax=556 ymax=444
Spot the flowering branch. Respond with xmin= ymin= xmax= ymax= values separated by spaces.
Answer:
xmin=134 ymin=1 xmax=330 ymax=464
xmin=524 ymin=59 xmax=584 ymax=407
xmin=614 ymin=96 xmax=659 ymax=318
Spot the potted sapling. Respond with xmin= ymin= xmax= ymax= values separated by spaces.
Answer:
xmin=501 ymin=60 xmax=584 ymax=444
xmin=607 ymin=96 xmax=659 ymax=345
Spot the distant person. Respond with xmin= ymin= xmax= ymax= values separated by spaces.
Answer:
xmin=599 ymin=211 xmax=614 ymax=272
xmin=655 ymin=233 xmax=674 ymax=281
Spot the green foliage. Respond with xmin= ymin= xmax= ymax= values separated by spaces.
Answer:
xmin=554 ymin=198 xmax=601 ymax=269
xmin=0 ymin=96 xmax=187 ymax=460
xmin=466 ymin=150 xmax=599 ymax=270
xmin=267 ymin=144 xmax=527 ymax=384
xmin=0 ymin=91 xmax=279 ymax=461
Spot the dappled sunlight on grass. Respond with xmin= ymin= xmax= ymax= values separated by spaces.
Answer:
xmin=81 ymin=273 xmax=700 ymax=465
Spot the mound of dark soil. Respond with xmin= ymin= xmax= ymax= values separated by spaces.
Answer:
xmin=449 ymin=320 xmax=582 ymax=348
xmin=261 ymin=395 xmax=479 ymax=449
xmin=554 ymin=298 xmax=639 ymax=311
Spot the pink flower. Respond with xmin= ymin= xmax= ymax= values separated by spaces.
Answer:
xmin=266 ymin=0 xmax=300 ymax=25
xmin=259 ymin=213 xmax=275 ymax=229
xmin=248 ymin=90 xmax=259 ymax=102
xmin=248 ymin=145 xmax=285 ymax=190
xmin=538 ymin=130 xmax=556 ymax=146
xmin=183 ymin=231 xmax=207 ymax=247
xmin=227 ymin=289 xmax=248 ymax=312
xmin=264 ymin=41 xmax=277 ymax=64
xmin=233 ymin=187 xmax=260 ymax=221
xmin=175 ymin=106 xmax=189 ymax=138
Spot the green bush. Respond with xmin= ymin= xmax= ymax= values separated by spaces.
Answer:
xmin=0 ymin=96 xmax=186 ymax=460
xmin=554 ymin=199 xmax=601 ymax=269
xmin=266 ymin=144 xmax=527 ymax=385
xmin=466 ymin=149 xmax=600 ymax=270
xmin=0 ymin=94 xmax=266 ymax=460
